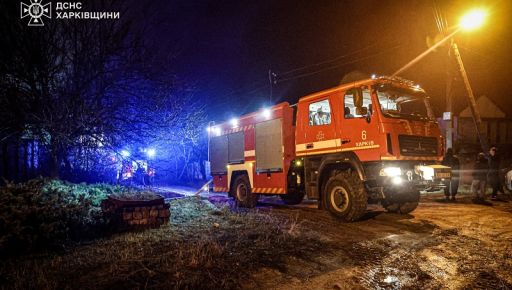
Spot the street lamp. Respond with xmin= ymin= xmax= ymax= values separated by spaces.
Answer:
xmin=459 ymin=9 xmax=487 ymax=31
xmin=393 ymin=7 xmax=489 ymax=152
xmin=445 ymin=8 xmax=489 ymax=152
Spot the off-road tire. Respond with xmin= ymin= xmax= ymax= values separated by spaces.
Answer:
xmin=280 ymin=189 xmax=305 ymax=205
xmin=231 ymin=175 xmax=259 ymax=208
xmin=322 ymin=170 xmax=367 ymax=222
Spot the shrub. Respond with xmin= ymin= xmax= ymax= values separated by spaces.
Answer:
xmin=0 ymin=179 xmax=122 ymax=256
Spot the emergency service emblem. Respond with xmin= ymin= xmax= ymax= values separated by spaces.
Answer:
xmin=20 ymin=0 xmax=51 ymax=26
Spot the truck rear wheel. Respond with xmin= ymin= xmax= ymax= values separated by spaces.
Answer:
xmin=232 ymin=175 xmax=258 ymax=208
xmin=323 ymin=171 xmax=367 ymax=222
xmin=280 ymin=189 xmax=305 ymax=205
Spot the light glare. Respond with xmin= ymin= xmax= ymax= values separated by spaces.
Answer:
xmin=262 ymin=108 xmax=271 ymax=119
xmin=382 ymin=167 xmax=401 ymax=177
xmin=147 ymin=148 xmax=156 ymax=158
xmin=418 ymin=166 xmax=435 ymax=180
xmin=460 ymin=9 xmax=486 ymax=31
xmin=231 ymin=118 xmax=239 ymax=128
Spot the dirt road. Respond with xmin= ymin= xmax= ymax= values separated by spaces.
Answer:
xmin=239 ymin=194 xmax=512 ymax=289
xmin=2 ymin=190 xmax=511 ymax=289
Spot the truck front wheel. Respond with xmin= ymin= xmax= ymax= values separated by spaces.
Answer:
xmin=231 ymin=175 xmax=259 ymax=208
xmin=323 ymin=171 xmax=367 ymax=222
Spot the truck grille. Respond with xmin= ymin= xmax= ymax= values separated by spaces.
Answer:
xmin=398 ymin=135 xmax=438 ymax=156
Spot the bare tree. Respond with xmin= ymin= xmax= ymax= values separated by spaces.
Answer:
xmin=0 ymin=0 xmax=207 ymax=181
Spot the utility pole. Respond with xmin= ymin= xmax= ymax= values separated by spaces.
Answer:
xmin=445 ymin=39 xmax=454 ymax=150
xmin=450 ymin=42 xmax=488 ymax=152
xmin=429 ymin=3 xmax=487 ymax=153
xmin=268 ymin=69 xmax=276 ymax=104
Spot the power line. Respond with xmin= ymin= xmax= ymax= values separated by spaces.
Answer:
xmin=278 ymin=44 xmax=403 ymax=83
xmin=210 ymin=42 xmax=403 ymax=105
xmin=277 ymin=42 xmax=378 ymax=77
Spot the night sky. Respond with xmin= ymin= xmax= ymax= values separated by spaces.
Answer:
xmin=141 ymin=0 xmax=511 ymax=121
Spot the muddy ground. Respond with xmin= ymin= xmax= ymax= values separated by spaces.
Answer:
xmin=241 ymin=193 xmax=512 ymax=289
xmin=2 ymin=192 xmax=511 ymax=289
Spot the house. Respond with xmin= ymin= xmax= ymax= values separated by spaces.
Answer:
xmin=456 ymin=95 xmax=512 ymax=146
xmin=440 ymin=95 xmax=512 ymax=184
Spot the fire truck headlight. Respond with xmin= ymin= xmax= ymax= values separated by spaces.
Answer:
xmin=295 ymin=160 xmax=302 ymax=166
xmin=380 ymin=167 xmax=401 ymax=177
xmin=391 ymin=176 xmax=402 ymax=185
xmin=418 ymin=166 xmax=435 ymax=180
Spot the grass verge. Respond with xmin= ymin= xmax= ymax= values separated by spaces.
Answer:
xmin=0 ymin=197 xmax=327 ymax=289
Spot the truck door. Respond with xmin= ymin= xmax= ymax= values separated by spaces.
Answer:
xmin=339 ymin=86 xmax=381 ymax=161
xmin=297 ymin=97 xmax=340 ymax=156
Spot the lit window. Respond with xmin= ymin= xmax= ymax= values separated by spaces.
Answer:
xmin=344 ymin=88 xmax=372 ymax=119
xmin=309 ymin=99 xmax=331 ymax=126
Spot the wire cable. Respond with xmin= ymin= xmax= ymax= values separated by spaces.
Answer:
xmin=278 ymin=44 xmax=403 ymax=83
xmin=277 ymin=42 xmax=378 ymax=77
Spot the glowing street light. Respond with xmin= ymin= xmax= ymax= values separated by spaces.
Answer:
xmin=231 ymin=118 xmax=239 ymax=128
xmin=459 ymin=9 xmax=487 ymax=31
xmin=146 ymin=148 xmax=156 ymax=158
xmin=392 ymin=7 xmax=490 ymax=152
xmin=449 ymin=8 xmax=490 ymax=151
xmin=262 ymin=108 xmax=271 ymax=119
xmin=121 ymin=150 xmax=130 ymax=158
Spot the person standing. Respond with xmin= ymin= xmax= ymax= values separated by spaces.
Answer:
xmin=472 ymin=152 xmax=489 ymax=203
xmin=487 ymin=146 xmax=502 ymax=200
xmin=442 ymin=148 xmax=460 ymax=201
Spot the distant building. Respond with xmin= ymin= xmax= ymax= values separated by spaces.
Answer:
xmin=456 ymin=95 xmax=512 ymax=146
xmin=439 ymin=95 xmax=512 ymax=149
xmin=438 ymin=95 xmax=512 ymax=184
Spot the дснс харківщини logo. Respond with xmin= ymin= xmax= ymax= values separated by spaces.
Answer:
xmin=20 ymin=0 xmax=51 ymax=26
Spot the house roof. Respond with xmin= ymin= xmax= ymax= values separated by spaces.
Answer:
xmin=459 ymin=95 xmax=506 ymax=118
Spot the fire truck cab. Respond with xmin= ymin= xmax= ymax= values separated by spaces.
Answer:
xmin=209 ymin=76 xmax=450 ymax=221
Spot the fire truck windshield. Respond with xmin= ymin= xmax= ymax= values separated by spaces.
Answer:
xmin=376 ymin=87 xmax=432 ymax=121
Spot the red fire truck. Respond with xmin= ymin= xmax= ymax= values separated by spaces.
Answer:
xmin=209 ymin=76 xmax=450 ymax=221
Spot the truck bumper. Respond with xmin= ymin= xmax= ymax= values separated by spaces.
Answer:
xmin=374 ymin=178 xmax=447 ymax=203
xmin=363 ymin=161 xmax=451 ymax=203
